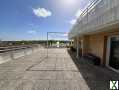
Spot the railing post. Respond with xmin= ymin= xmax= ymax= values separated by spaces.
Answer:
xmin=47 ymin=32 xmax=48 ymax=58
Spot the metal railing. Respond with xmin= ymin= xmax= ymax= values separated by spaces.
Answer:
xmin=69 ymin=0 xmax=119 ymax=38
xmin=79 ymin=0 xmax=100 ymax=19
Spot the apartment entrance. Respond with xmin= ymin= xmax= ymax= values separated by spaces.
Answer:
xmin=107 ymin=36 xmax=119 ymax=73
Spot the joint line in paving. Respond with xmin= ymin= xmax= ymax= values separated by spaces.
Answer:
xmin=25 ymin=56 xmax=47 ymax=71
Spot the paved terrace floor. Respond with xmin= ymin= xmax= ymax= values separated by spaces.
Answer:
xmin=0 ymin=48 xmax=119 ymax=90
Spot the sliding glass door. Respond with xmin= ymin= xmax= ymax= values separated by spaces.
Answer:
xmin=109 ymin=37 xmax=119 ymax=72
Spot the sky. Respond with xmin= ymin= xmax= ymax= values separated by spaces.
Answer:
xmin=0 ymin=0 xmax=92 ymax=41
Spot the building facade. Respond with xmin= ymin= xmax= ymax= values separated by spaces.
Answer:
xmin=69 ymin=0 xmax=119 ymax=73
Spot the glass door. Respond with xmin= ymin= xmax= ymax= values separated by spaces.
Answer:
xmin=109 ymin=37 xmax=119 ymax=72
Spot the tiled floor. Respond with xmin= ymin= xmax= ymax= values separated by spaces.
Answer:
xmin=0 ymin=48 xmax=118 ymax=90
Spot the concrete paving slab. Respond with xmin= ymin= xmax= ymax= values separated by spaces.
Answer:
xmin=32 ymin=80 xmax=50 ymax=90
xmin=0 ymin=48 xmax=118 ymax=90
xmin=49 ymin=80 xmax=66 ymax=90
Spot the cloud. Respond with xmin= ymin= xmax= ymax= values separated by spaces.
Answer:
xmin=27 ymin=30 xmax=36 ymax=34
xmin=69 ymin=9 xmax=82 ymax=25
xmin=33 ymin=8 xmax=52 ymax=18
xmin=75 ymin=9 xmax=82 ymax=18
xmin=70 ymin=19 xmax=77 ymax=25
xmin=62 ymin=33 xmax=68 ymax=37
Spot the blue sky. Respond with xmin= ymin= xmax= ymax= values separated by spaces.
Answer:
xmin=0 ymin=0 xmax=92 ymax=41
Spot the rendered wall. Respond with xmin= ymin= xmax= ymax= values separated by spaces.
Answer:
xmin=69 ymin=0 xmax=119 ymax=39
xmin=88 ymin=34 xmax=105 ymax=65
xmin=82 ymin=29 xmax=119 ymax=65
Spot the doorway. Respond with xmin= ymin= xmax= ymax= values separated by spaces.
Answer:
xmin=107 ymin=36 xmax=119 ymax=73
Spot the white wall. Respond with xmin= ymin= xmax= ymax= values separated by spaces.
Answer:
xmin=69 ymin=0 xmax=119 ymax=39
xmin=0 ymin=47 xmax=39 ymax=64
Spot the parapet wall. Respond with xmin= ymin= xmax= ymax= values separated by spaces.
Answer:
xmin=0 ymin=46 xmax=41 ymax=64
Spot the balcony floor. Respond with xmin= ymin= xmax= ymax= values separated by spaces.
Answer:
xmin=0 ymin=48 xmax=118 ymax=90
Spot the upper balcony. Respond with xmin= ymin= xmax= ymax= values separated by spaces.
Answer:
xmin=69 ymin=0 xmax=119 ymax=39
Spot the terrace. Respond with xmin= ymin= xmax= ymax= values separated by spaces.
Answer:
xmin=0 ymin=47 xmax=118 ymax=90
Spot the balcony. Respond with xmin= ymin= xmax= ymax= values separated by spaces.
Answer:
xmin=69 ymin=0 xmax=119 ymax=39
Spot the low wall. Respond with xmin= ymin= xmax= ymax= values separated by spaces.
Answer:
xmin=0 ymin=46 xmax=40 ymax=64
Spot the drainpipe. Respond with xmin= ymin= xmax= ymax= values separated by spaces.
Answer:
xmin=76 ymin=37 xmax=79 ymax=59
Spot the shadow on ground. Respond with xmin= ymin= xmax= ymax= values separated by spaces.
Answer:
xmin=68 ymin=49 xmax=119 ymax=90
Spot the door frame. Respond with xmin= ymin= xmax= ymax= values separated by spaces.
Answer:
xmin=106 ymin=35 xmax=119 ymax=73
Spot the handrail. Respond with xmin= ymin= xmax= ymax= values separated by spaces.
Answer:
xmin=0 ymin=47 xmax=30 ymax=53
xmin=69 ymin=0 xmax=119 ymax=38
xmin=79 ymin=0 xmax=101 ymax=18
